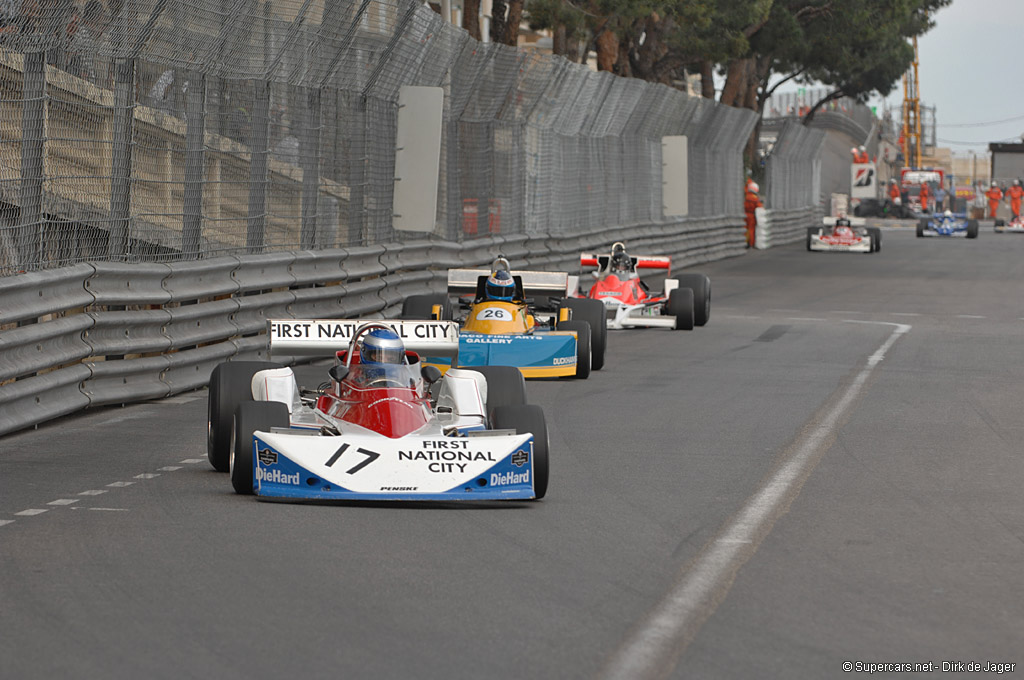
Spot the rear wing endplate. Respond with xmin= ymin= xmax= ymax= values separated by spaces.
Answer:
xmin=268 ymin=319 xmax=460 ymax=358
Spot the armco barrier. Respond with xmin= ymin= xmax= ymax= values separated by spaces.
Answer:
xmin=756 ymin=207 xmax=824 ymax=250
xmin=0 ymin=213 xmax=814 ymax=437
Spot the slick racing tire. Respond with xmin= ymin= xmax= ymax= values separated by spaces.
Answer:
xmin=208 ymin=361 xmax=282 ymax=473
xmin=491 ymin=404 xmax=549 ymax=500
xmin=967 ymin=220 xmax=979 ymax=239
xmin=667 ymin=287 xmax=695 ymax=331
xmin=230 ymin=401 xmax=289 ymax=495
xmin=563 ymin=298 xmax=607 ymax=370
xmin=464 ymin=366 xmax=527 ymax=420
xmin=557 ymin=319 xmax=591 ymax=379
xmin=400 ymin=294 xmax=452 ymax=320
xmin=806 ymin=227 xmax=816 ymax=251
xmin=673 ymin=274 xmax=711 ymax=327
xmin=869 ymin=227 xmax=882 ymax=252
xmin=916 ymin=219 xmax=927 ymax=237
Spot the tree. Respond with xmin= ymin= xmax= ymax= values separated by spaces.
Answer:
xmin=491 ymin=0 xmax=526 ymax=46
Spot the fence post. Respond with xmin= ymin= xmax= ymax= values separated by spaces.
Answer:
xmin=107 ymin=57 xmax=135 ymax=260
xmin=182 ymin=72 xmax=207 ymax=258
xmin=300 ymin=87 xmax=322 ymax=249
xmin=18 ymin=51 xmax=46 ymax=271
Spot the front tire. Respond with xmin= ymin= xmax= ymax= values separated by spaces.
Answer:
xmin=870 ymin=227 xmax=882 ymax=252
xmin=806 ymin=227 xmax=816 ymax=251
xmin=491 ymin=404 xmax=549 ymax=500
xmin=667 ymin=287 xmax=695 ymax=331
xmin=916 ymin=220 xmax=926 ymax=237
xmin=208 ymin=361 xmax=282 ymax=472
xmin=674 ymin=274 xmax=711 ymax=326
xmin=557 ymin=319 xmax=591 ymax=379
xmin=967 ymin=220 xmax=979 ymax=239
xmin=230 ymin=401 xmax=289 ymax=495
xmin=563 ymin=298 xmax=607 ymax=370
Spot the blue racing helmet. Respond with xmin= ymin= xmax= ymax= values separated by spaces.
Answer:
xmin=485 ymin=270 xmax=515 ymax=301
xmin=359 ymin=328 xmax=405 ymax=365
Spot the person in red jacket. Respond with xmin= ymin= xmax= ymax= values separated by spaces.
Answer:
xmin=887 ymin=179 xmax=901 ymax=202
xmin=918 ymin=183 xmax=930 ymax=213
xmin=986 ymin=181 xmax=1003 ymax=218
xmin=1007 ymin=179 xmax=1024 ymax=219
xmin=744 ymin=182 xmax=763 ymax=248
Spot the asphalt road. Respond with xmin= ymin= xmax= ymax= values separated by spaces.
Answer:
xmin=2 ymin=224 xmax=1023 ymax=679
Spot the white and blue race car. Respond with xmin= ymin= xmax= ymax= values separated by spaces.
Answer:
xmin=206 ymin=320 xmax=549 ymax=501
xmin=917 ymin=211 xmax=979 ymax=238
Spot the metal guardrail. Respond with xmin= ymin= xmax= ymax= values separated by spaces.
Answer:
xmin=756 ymin=207 xmax=823 ymax=250
xmin=0 ymin=215 xmax=770 ymax=436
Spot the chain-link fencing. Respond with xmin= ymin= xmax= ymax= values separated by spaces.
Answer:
xmin=0 ymin=0 xmax=758 ymax=277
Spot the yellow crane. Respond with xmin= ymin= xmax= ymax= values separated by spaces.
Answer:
xmin=901 ymin=36 xmax=922 ymax=169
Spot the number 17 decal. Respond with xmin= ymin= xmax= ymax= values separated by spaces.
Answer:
xmin=325 ymin=443 xmax=381 ymax=474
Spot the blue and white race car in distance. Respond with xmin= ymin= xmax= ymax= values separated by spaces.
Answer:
xmin=206 ymin=319 xmax=549 ymax=501
xmin=917 ymin=211 xmax=979 ymax=239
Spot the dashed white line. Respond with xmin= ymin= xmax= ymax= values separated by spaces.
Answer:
xmin=0 ymin=520 xmax=15 ymax=527
xmin=158 ymin=466 xmax=182 ymax=472
xmin=957 ymin=315 xmax=985 ymax=319
xmin=134 ymin=473 xmax=160 ymax=479
xmin=598 ymin=321 xmax=912 ymax=680
xmin=15 ymin=509 xmax=48 ymax=517
xmin=88 ymin=508 xmax=129 ymax=512
xmin=79 ymin=490 xmax=107 ymax=496
xmin=891 ymin=312 xmax=921 ymax=317
xmin=47 ymin=499 xmax=79 ymax=506
xmin=107 ymin=481 xmax=134 ymax=487
xmin=181 ymin=459 xmax=205 ymax=464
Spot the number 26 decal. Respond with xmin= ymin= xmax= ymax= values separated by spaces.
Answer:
xmin=476 ymin=308 xmax=512 ymax=321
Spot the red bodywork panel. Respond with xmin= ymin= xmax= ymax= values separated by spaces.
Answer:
xmin=820 ymin=226 xmax=866 ymax=246
xmin=587 ymin=273 xmax=664 ymax=305
xmin=315 ymin=350 xmax=431 ymax=439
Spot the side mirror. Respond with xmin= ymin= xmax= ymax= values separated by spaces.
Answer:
xmin=328 ymin=365 xmax=349 ymax=383
xmin=421 ymin=365 xmax=442 ymax=385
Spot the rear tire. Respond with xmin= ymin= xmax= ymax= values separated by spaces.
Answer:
xmin=463 ymin=366 xmax=527 ymax=419
xmin=870 ymin=227 xmax=882 ymax=252
xmin=916 ymin=219 xmax=926 ymax=237
xmin=674 ymin=274 xmax=711 ymax=326
xmin=563 ymin=298 xmax=607 ymax=370
xmin=208 ymin=361 xmax=282 ymax=472
xmin=230 ymin=401 xmax=289 ymax=495
xmin=400 ymin=294 xmax=451 ymax=320
xmin=667 ymin=287 xmax=695 ymax=331
xmin=557 ymin=320 xmax=591 ymax=379
xmin=491 ymin=404 xmax=549 ymax=500
xmin=967 ymin=220 xmax=979 ymax=239
xmin=806 ymin=227 xmax=816 ymax=251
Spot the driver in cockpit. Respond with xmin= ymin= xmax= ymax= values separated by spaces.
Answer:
xmin=609 ymin=243 xmax=634 ymax=276
xmin=357 ymin=327 xmax=408 ymax=386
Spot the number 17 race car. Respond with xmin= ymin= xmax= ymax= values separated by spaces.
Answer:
xmin=807 ymin=216 xmax=881 ymax=253
xmin=206 ymin=319 xmax=549 ymax=501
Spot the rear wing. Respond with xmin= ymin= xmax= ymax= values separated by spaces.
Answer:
xmin=446 ymin=268 xmax=572 ymax=299
xmin=268 ymin=319 xmax=460 ymax=358
xmin=580 ymin=253 xmax=672 ymax=275
xmin=823 ymin=216 xmax=867 ymax=226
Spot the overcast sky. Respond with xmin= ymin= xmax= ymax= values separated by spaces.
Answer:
xmin=874 ymin=0 xmax=1024 ymax=154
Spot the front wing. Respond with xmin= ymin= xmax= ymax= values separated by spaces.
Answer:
xmin=427 ymin=332 xmax=578 ymax=378
xmin=808 ymin=235 xmax=872 ymax=253
xmin=601 ymin=299 xmax=675 ymax=329
xmin=249 ymin=431 xmax=537 ymax=501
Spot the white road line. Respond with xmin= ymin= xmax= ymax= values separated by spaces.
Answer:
xmin=956 ymin=315 xmax=985 ymax=319
xmin=598 ymin=322 xmax=911 ymax=680
xmin=79 ymin=490 xmax=107 ymax=496
xmin=107 ymin=481 xmax=134 ymax=487
xmin=47 ymin=499 xmax=79 ymax=506
xmin=15 ymin=509 xmax=47 ymax=517
xmin=134 ymin=473 xmax=160 ymax=479
xmin=158 ymin=466 xmax=182 ymax=472
xmin=181 ymin=459 xmax=205 ymax=464
xmin=0 ymin=520 xmax=15 ymax=527
xmin=891 ymin=312 xmax=921 ymax=317
xmin=88 ymin=508 xmax=129 ymax=512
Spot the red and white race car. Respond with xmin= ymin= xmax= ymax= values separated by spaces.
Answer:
xmin=994 ymin=216 xmax=1024 ymax=233
xmin=573 ymin=242 xmax=710 ymax=330
xmin=807 ymin=216 xmax=881 ymax=253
